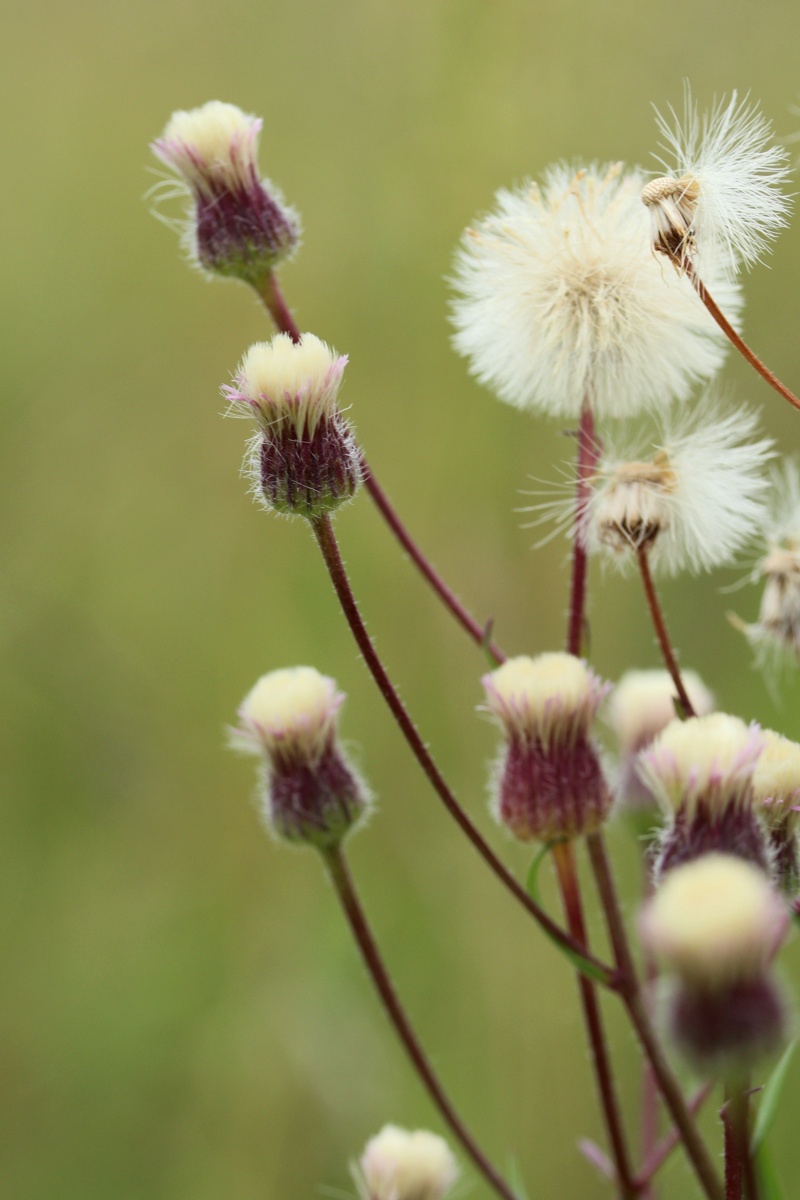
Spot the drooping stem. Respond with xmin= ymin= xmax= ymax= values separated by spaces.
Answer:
xmin=256 ymin=274 xmax=507 ymax=663
xmin=551 ymin=841 xmax=638 ymax=1198
xmin=324 ymin=846 xmax=521 ymax=1200
xmin=636 ymin=546 xmax=696 ymax=719
xmin=723 ymin=1082 xmax=758 ymax=1200
xmin=566 ymin=404 xmax=599 ymax=656
xmin=310 ymin=513 xmax=615 ymax=985
xmin=686 ymin=264 xmax=800 ymax=415
xmin=587 ymin=833 xmax=724 ymax=1200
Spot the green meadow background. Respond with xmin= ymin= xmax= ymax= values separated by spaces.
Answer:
xmin=5 ymin=1 xmax=800 ymax=1196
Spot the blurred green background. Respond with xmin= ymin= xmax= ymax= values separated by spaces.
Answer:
xmin=5 ymin=1 xmax=800 ymax=1197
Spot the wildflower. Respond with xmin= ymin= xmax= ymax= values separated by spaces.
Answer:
xmin=643 ymin=87 xmax=791 ymax=273
xmin=451 ymin=162 xmax=741 ymax=420
xmin=583 ymin=400 xmax=773 ymax=576
xmin=151 ymin=101 xmax=300 ymax=285
xmin=608 ymin=668 xmax=714 ymax=815
xmin=224 ymin=333 xmax=362 ymax=519
xmin=232 ymin=666 xmax=370 ymax=849
xmin=752 ymin=730 xmax=800 ymax=895
xmin=734 ymin=460 xmax=800 ymax=662
xmin=640 ymin=713 xmax=770 ymax=876
xmin=640 ymin=854 xmax=789 ymax=1074
xmin=354 ymin=1126 xmax=459 ymax=1200
xmin=482 ymin=653 xmax=611 ymax=841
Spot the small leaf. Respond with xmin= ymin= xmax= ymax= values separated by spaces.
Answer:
xmin=752 ymin=1039 xmax=797 ymax=1152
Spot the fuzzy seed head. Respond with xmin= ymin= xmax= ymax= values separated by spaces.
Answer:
xmin=584 ymin=400 xmax=773 ymax=576
xmin=451 ymin=162 xmax=741 ymax=420
xmin=609 ymin=668 xmax=714 ymax=754
xmin=483 ymin=653 xmax=606 ymax=745
xmin=641 ymin=713 xmax=763 ymax=816
xmin=640 ymin=853 xmax=788 ymax=989
xmin=648 ymin=86 xmax=792 ymax=272
xmin=355 ymin=1126 xmax=459 ymax=1200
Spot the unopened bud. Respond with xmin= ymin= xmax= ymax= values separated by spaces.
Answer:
xmin=152 ymin=101 xmax=299 ymax=285
xmin=232 ymin=666 xmax=370 ymax=849
xmin=225 ymin=333 xmax=362 ymax=519
xmin=355 ymin=1126 xmax=459 ymax=1200
xmin=640 ymin=854 xmax=789 ymax=1074
xmin=640 ymin=713 xmax=770 ymax=876
xmin=482 ymin=653 xmax=611 ymax=841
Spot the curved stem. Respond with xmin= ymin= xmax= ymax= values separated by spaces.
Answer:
xmin=686 ymin=264 xmax=800 ymax=415
xmin=587 ymin=833 xmax=724 ymax=1200
xmin=324 ymin=846 xmax=520 ymax=1200
xmin=309 ymin=513 xmax=616 ymax=986
xmin=636 ymin=546 xmax=696 ymax=719
xmin=567 ymin=405 xmax=599 ymax=656
xmin=551 ymin=841 xmax=638 ymax=1198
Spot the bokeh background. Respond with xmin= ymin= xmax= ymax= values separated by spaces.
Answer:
xmin=5 ymin=1 xmax=800 ymax=1197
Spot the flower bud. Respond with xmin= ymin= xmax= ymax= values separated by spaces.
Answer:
xmin=225 ymin=333 xmax=362 ymax=519
xmin=640 ymin=854 xmax=790 ymax=1074
xmin=482 ymin=653 xmax=611 ymax=842
xmin=640 ymin=713 xmax=770 ymax=877
xmin=609 ymin=668 xmax=714 ymax=818
xmin=355 ymin=1126 xmax=458 ymax=1200
xmin=232 ymin=666 xmax=370 ymax=849
xmin=152 ymin=101 xmax=299 ymax=285
xmin=753 ymin=730 xmax=800 ymax=895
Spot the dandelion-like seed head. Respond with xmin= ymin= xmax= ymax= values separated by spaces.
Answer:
xmin=223 ymin=334 xmax=361 ymax=519
xmin=355 ymin=1126 xmax=459 ymax=1200
xmin=645 ymin=87 xmax=792 ymax=273
xmin=584 ymin=400 xmax=773 ymax=576
xmin=232 ymin=667 xmax=370 ymax=849
xmin=451 ymin=162 xmax=741 ymax=420
xmin=151 ymin=100 xmax=300 ymax=283
xmin=482 ymin=654 xmax=611 ymax=842
xmin=640 ymin=853 xmax=787 ymax=989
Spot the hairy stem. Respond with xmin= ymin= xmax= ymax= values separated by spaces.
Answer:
xmin=551 ymin=841 xmax=638 ymax=1198
xmin=324 ymin=846 xmax=520 ymax=1200
xmin=566 ymin=405 xmax=599 ymax=656
xmin=587 ymin=833 xmax=724 ymax=1200
xmin=723 ymin=1082 xmax=758 ymax=1200
xmin=687 ymin=264 xmax=800 ymax=415
xmin=310 ymin=513 xmax=615 ymax=984
xmin=636 ymin=546 xmax=696 ymax=718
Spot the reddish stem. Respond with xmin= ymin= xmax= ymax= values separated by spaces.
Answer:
xmin=324 ymin=847 xmax=520 ymax=1200
xmin=310 ymin=514 xmax=615 ymax=984
xmin=687 ymin=264 xmax=800 ymax=415
xmin=636 ymin=1084 xmax=713 ymax=1185
xmin=636 ymin=546 xmax=696 ymax=719
xmin=723 ymin=1084 xmax=758 ymax=1200
xmin=566 ymin=406 xmax=599 ymax=656
xmin=258 ymin=272 xmax=302 ymax=341
xmin=551 ymin=841 xmax=638 ymax=1198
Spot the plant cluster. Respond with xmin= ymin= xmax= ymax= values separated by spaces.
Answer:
xmin=149 ymin=90 xmax=800 ymax=1200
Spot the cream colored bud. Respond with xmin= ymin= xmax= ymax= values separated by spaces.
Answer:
xmin=753 ymin=730 xmax=800 ymax=824
xmin=642 ymin=712 xmax=761 ymax=814
xmin=640 ymin=854 xmax=788 ymax=989
xmin=609 ymin=669 xmax=714 ymax=753
xmin=235 ymin=666 xmax=342 ymax=764
xmin=482 ymin=653 xmax=605 ymax=743
xmin=356 ymin=1126 xmax=459 ymax=1200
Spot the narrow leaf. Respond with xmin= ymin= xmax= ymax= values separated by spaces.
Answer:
xmin=525 ymin=844 xmax=610 ymax=985
xmin=754 ymin=1144 xmax=785 ymax=1200
xmin=752 ymin=1039 xmax=797 ymax=1152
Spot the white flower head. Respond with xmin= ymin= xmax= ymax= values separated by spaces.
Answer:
xmin=753 ymin=729 xmax=800 ymax=828
xmin=640 ymin=712 xmax=763 ymax=816
xmin=644 ymin=86 xmax=792 ymax=273
xmin=354 ymin=1126 xmax=459 ymax=1200
xmin=640 ymin=853 xmax=788 ymax=989
xmin=609 ymin=668 xmax=715 ymax=755
xmin=451 ymin=162 xmax=742 ymax=420
xmin=583 ymin=398 xmax=773 ymax=576
xmin=482 ymin=653 xmax=607 ymax=746
xmin=232 ymin=666 xmax=344 ymax=765
xmin=225 ymin=333 xmax=348 ymax=438
xmin=737 ymin=460 xmax=800 ymax=663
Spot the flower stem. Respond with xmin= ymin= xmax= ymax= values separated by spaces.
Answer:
xmin=566 ymin=405 xmax=599 ymax=657
xmin=309 ymin=512 xmax=615 ymax=984
xmin=636 ymin=1084 xmax=713 ymax=1186
xmin=323 ymin=845 xmax=521 ymax=1200
xmin=587 ymin=833 xmax=724 ymax=1200
xmin=550 ymin=840 xmax=638 ymax=1198
xmin=723 ymin=1081 xmax=758 ymax=1200
xmin=636 ymin=546 xmax=696 ymax=719
xmin=686 ymin=264 xmax=800 ymax=415
xmin=256 ymin=272 xmax=507 ymax=665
